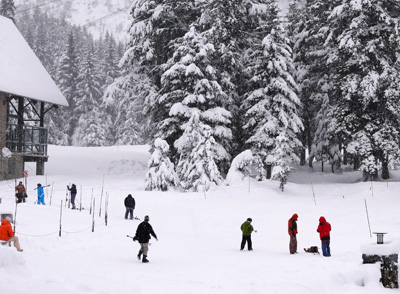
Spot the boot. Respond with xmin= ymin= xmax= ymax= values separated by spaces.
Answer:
xmin=137 ymin=250 xmax=142 ymax=260
xmin=142 ymin=255 xmax=149 ymax=263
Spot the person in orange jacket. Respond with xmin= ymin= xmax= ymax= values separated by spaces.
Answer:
xmin=317 ymin=216 xmax=331 ymax=257
xmin=0 ymin=217 xmax=23 ymax=252
xmin=288 ymin=214 xmax=298 ymax=254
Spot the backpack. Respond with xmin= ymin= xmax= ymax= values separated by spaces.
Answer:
xmin=304 ymin=246 xmax=319 ymax=254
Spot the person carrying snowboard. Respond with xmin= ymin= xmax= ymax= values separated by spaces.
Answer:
xmin=67 ymin=184 xmax=77 ymax=209
xmin=240 ymin=218 xmax=254 ymax=251
xmin=133 ymin=215 xmax=158 ymax=263
xmin=36 ymin=183 xmax=45 ymax=205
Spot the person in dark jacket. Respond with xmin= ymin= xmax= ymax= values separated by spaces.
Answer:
xmin=240 ymin=218 xmax=254 ymax=251
xmin=15 ymin=181 xmax=27 ymax=203
xmin=134 ymin=215 xmax=158 ymax=263
xmin=124 ymin=194 xmax=135 ymax=220
xmin=288 ymin=214 xmax=298 ymax=254
xmin=67 ymin=184 xmax=77 ymax=209
xmin=317 ymin=216 xmax=331 ymax=257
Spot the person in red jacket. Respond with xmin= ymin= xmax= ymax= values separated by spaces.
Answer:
xmin=288 ymin=214 xmax=298 ymax=254
xmin=317 ymin=216 xmax=331 ymax=257
xmin=0 ymin=217 xmax=23 ymax=252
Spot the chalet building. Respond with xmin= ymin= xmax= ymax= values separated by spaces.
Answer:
xmin=0 ymin=16 xmax=68 ymax=180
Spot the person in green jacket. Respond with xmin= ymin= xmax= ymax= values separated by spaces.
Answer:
xmin=240 ymin=218 xmax=254 ymax=251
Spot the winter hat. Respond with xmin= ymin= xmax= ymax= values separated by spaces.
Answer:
xmin=37 ymin=183 xmax=42 ymax=187
xmin=144 ymin=215 xmax=150 ymax=222
xmin=247 ymin=218 xmax=252 ymax=223
xmin=292 ymin=214 xmax=298 ymax=220
xmin=128 ymin=194 xmax=132 ymax=197
xmin=5 ymin=216 xmax=12 ymax=223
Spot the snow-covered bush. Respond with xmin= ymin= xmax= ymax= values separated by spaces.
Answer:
xmin=145 ymin=138 xmax=178 ymax=191
xmin=225 ymin=150 xmax=254 ymax=186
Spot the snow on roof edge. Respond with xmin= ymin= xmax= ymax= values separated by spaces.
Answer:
xmin=0 ymin=16 xmax=68 ymax=107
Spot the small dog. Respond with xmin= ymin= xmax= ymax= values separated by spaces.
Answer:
xmin=304 ymin=246 xmax=319 ymax=254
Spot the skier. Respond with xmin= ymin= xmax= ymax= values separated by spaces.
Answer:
xmin=36 ymin=183 xmax=45 ymax=205
xmin=240 ymin=218 xmax=254 ymax=251
xmin=317 ymin=216 xmax=331 ymax=257
xmin=133 ymin=215 xmax=158 ymax=263
xmin=0 ymin=216 xmax=23 ymax=252
xmin=288 ymin=213 xmax=298 ymax=254
xmin=124 ymin=194 xmax=135 ymax=220
xmin=67 ymin=184 xmax=77 ymax=209
xmin=15 ymin=181 xmax=27 ymax=203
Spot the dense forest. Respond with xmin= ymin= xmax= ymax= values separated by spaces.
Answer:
xmin=2 ymin=0 xmax=400 ymax=191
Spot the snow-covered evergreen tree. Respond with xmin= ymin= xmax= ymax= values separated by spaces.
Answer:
xmin=327 ymin=0 xmax=400 ymax=180
xmin=73 ymin=42 xmax=106 ymax=146
xmin=287 ymin=0 xmax=341 ymax=168
xmin=175 ymin=112 xmax=223 ymax=191
xmin=145 ymin=138 xmax=178 ymax=191
xmin=242 ymin=1 xmax=303 ymax=183
xmin=156 ymin=26 xmax=232 ymax=170
xmin=0 ymin=0 xmax=15 ymax=22
xmin=56 ymin=31 xmax=80 ymax=144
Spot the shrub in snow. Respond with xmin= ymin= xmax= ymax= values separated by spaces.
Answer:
xmin=175 ymin=112 xmax=223 ymax=192
xmin=145 ymin=138 xmax=178 ymax=191
xmin=225 ymin=150 xmax=254 ymax=186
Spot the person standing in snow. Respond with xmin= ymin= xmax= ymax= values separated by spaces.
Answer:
xmin=0 ymin=216 xmax=23 ymax=252
xmin=288 ymin=213 xmax=298 ymax=254
xmin=317 ymin=216 xmax=331 ymax=257
xmin=67 ymin=184 xmax=77 ymax=209
xmin=133 ymin=215 xmax=158 ymax=263
xmin=15 ymin=181 xmax=27 ymax=203
xmin=36 ymin=183 xmax=45 ymax=205
xmin=240 ymin=218 xmax=254 ymax=251
xmin=124 ymin=194 xmax=135 ymax=220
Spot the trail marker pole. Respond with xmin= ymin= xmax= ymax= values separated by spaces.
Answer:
xmin=59 ymin=200 xmax=63 ymax=237
xmin=90 ymin=188 xmax=93 ymax=215
xmin=99 ymin=175 xmax=105 ymax=217
xmin=311 ymin=182 xmax=317 ymax=205
xmin=364 ymin=198 xmax=372 ymax=237
xmin=13 ymin=198 xmax=18 ymax=232
xmin=49 ymin=181 xmax=54 ymax=206
xmin=92 ymin=198 xmax=96 ymax=232
xmin=105 ymin=192 xmax=109 ymax=226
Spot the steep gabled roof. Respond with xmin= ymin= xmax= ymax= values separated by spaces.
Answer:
xmin=0 ymin=16 xmax=68 ymax=106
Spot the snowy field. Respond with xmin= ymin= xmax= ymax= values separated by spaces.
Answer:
xmin=0 ymin=145 xmax=399 ymax=294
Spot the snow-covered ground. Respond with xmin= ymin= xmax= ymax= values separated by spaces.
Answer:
xmin=0 ymin=145 xmax=399 ymax=294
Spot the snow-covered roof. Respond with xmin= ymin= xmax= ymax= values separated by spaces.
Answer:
xmin=0 ymin=16 xmax=68 ymax=106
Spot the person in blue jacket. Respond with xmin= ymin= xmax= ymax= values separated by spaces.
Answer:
xmin=36 ymin=183 xmax=45 ymax=205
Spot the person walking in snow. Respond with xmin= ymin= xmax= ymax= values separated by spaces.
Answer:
xmin=67 ymin=184 xmax=77 ymax=209
xmin=240 ymin=218 xmax=254 ymax=251
xmin=36 ymin=183 xmax=45 ymax=205
xmin=15 ymin=181 xmax=27 ymax=203
xmin=288 ymin=214 xmax=298 ymax=254
xmin=124 ymin=194 xmax=135 ymax=220
xmin=133 ymin=215 xmax=158 ymax=263
xmin=0 ymin=216 xmax=23 ymax=252
xmin=317 ymin=216 xmax=331 ymax=257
